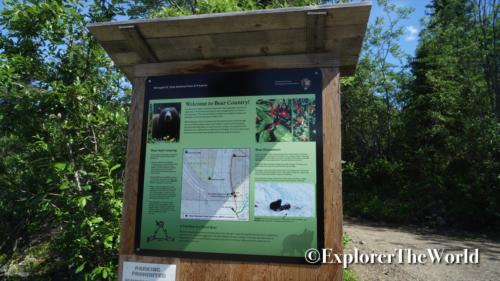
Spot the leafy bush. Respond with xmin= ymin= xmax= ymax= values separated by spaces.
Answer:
xmin=0 ymin=1 xmax=128 ymax=279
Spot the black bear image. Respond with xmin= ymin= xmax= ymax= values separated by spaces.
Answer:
xmin=270 ymin=199 xmax=291 ymax=211
xmin=152 ymin=106 xmax=180 ymax=141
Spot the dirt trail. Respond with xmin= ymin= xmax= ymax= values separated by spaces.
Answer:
xmin=343 ymin=219 xmax=500 ymax=281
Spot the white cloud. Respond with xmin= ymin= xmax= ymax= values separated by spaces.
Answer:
xmin=405 ymin=25 xmax=419 ymax=41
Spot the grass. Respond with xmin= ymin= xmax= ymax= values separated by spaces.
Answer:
xmin=343 ymin=231 xmax=360 ymax=281
xmin=344 ymin=268 xmax=359 ymax=281
xmin=1 ymin=242 xmax=62 ymax=280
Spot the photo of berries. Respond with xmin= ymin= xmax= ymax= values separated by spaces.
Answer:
xmin=292 ymin=98 xmax=317 ymax=142
xmin=256 ymin=97 xmax=316 ymax=142
xmin=256 ymin=99 xmax=293 ymax=142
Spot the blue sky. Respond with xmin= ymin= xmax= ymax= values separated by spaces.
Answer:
xmin=369 ymin=0 xmax=431 ymax=56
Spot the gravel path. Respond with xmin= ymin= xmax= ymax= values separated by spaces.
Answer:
xmin=343 ymin=219 xmax=500 ymax=281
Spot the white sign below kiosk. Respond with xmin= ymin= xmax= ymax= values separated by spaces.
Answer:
xmin=122 ymin=261 xmax=176 ymax=281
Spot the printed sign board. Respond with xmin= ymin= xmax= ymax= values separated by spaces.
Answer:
xmin=122 ymin=261 xmax=176 ymax=281
xmin=136 ymin=68 xmax=324 ymax=263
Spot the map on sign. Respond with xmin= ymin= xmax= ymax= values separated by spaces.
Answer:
xmin=181 ymin=148 xmax=250 ymax=221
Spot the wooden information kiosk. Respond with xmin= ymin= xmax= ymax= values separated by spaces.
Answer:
xmin=88 ymin=3 xmax=371 ymax=281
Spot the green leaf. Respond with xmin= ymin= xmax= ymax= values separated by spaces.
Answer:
xmin=90 ymin=216 xmax=104 ymax=224
xmin=257 ymin=111 xmax=274 ymax=124
xmin=259 ymin=130 xmax=270 ymax=142
xmin=54 ymin=162 xmax=67 ymax=171
xmin=75 ymin=262 xmax=85 ymax=273
xmin=273 ymin=125 xmax=292 ymax=142
xmin=78 ymin=196 xmax=90 ymax=208
xmin=59 ymin=181 xmax=70 ymax=190
xmin=256 ymin=121 xmax=267 ymax=133
xmin=256 ymin=103 xmax=271 ymax=112
xmin=109 ymin=164 xmax=121 ymax=173
xmin=103 ymin=235 xmax=114 ymax=249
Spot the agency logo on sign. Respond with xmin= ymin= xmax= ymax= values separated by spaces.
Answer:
xmin=147 ymin=220 xmax=175 ymax=242
xmin=301 ymin=78 xmax=312 ymax=90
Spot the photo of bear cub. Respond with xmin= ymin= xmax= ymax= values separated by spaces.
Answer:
xmin=151 ymin=103 xmax=181 ymax=142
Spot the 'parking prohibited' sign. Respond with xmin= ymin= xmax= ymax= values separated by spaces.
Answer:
xmin=122 ymin=261 xmax=176 ymax=281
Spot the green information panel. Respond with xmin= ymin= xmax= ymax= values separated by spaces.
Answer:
xmin=136 ymin=69 xmax=324 ymax=263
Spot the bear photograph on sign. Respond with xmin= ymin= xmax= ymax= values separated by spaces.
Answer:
xmin=148 ymin=103 xmax=181 ymax=143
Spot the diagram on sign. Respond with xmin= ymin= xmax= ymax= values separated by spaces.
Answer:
xmin=181 ymin=148 xmax=250 ymax=221
xmin=147 ymin=220 xmax=175 ymax=242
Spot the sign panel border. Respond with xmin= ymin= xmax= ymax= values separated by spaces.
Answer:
xmin=134 ymin=68 xmax=325 ymax=264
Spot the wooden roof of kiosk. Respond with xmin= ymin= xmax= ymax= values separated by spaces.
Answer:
xmin=87 ymin=2 xmax=371 ymax=79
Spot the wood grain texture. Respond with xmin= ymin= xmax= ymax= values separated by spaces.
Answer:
xmin=87 ymin=3 xmax=370 ymax=79
xmin=120 ymin=77 xmax=145 ymax=255
xmin=306 ymin=11 xmax=327 ymax=52
xmin=119 ymin=25 xmax=158 ymax=63
xmin=117 ymin=68 xmax=343 ymax=281
xmin=117 ymin=77 xmax=145 ymax=281
xmin=100 ymin=25 xmax=367 ymax=54
xmin=321 ymin=68 xmax=343 ymax=281
xmin=88 ymin=4 xmax=370 ymax=41
xmin=104 ymin=35 xmax=363 ymax=68
xmin=132 ymin=53 xmax=356 ymax=77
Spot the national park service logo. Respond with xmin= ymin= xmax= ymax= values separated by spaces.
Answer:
xmin=301 ymin=78 xmax=312 ymax=90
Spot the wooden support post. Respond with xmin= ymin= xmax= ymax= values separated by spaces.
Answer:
xmin=321 ymin=67 xmax=343 ymax=281
xmin=117 ymin=76 xmax=145 ymax=281
xmin=119 ymin=25 xmax=159 ymax=63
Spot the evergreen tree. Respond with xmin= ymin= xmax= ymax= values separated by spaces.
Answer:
xmin=400 ymin=0 xmax=499 ymax=227
xmin=341 ymin=0 xmax=413 ymax=221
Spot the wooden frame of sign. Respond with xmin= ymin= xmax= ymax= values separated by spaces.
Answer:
xmin=88 ymin=3 xmax=371 ymax=281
